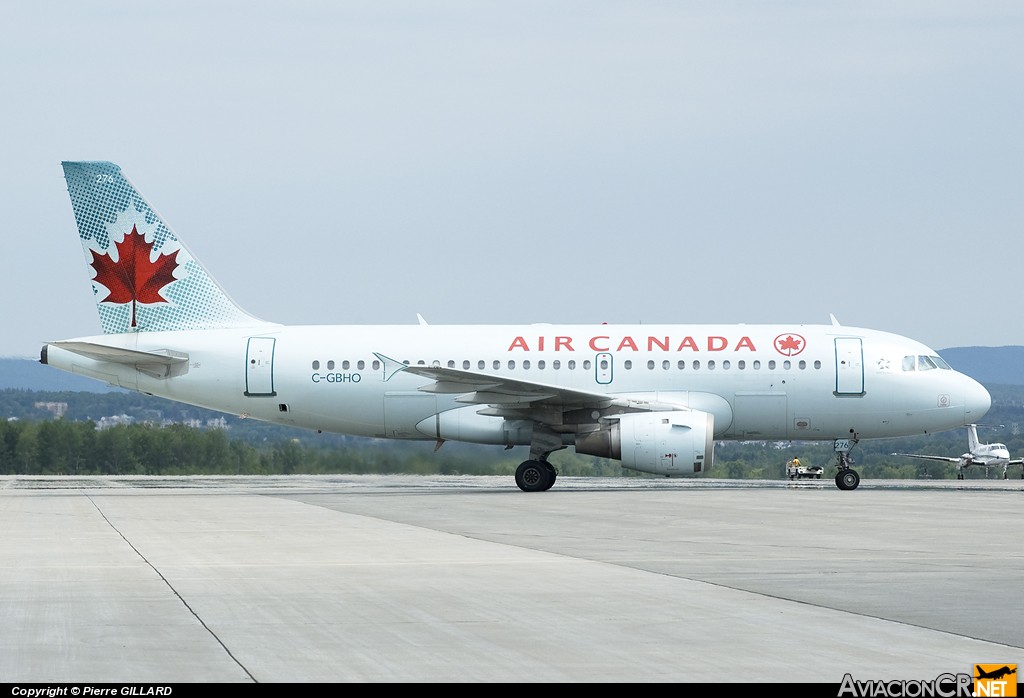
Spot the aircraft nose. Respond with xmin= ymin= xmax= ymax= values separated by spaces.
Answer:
xmin=963 ymin=375 xmax=991 ymax=422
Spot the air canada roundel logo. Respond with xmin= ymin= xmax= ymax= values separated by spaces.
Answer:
xmin=774 ymin=333 xmax=806 ymax=357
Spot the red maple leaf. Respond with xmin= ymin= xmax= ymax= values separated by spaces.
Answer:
xmin=776 ymin=335 xmax=803 ymax=354
xmin=778 ymin=333 xmax=802 ymax=350
xmin=90 ymin=225 xmax=179 ymax=328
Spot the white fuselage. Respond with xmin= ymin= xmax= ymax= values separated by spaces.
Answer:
xmin=45 ymin=322 xmax=991 ymax=447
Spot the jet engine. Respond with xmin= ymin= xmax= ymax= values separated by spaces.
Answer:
xmin=575 ymin=410 xmax=714 ymax=476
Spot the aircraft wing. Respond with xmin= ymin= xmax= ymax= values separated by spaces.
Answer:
xmin=376 ymin=353 xmax=683 ymax=420
xmin=890 ymin=452 xmax=961 ymax=463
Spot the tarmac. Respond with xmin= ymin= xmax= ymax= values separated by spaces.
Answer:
xmin=0 ymin=474 xmax=1021 ymax=684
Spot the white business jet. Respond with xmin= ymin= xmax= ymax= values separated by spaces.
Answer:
xmin=42 ymin=162 xmax=992 ymax=492
xmin=893 ymin=424 xmax=1023 ymax=479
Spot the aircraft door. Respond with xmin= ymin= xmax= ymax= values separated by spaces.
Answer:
xmin=595 ymin=352 xmax=613 ymax=384
xmin=834 ymin=337 xmax=865 ymax=396
xmin=245 ymin=337 xmax=277 ymax=397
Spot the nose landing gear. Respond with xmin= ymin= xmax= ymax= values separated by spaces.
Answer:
xmin=834 ymin=435 xmax=861 ymax=491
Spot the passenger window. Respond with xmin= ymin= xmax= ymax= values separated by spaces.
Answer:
xmin=707 ymin=360 xmax=715 ymax=370
xmin=647 ymin=360 xmax=655 ymax=370
xmin=312 ymin=360 xmax=320 ymax=370
xmin=342 ymin=360 xmax=350 ymax=370
xmin=538 ymin=360 xmax=545 ymax=369
xmin=508 ymin=360 xmax=516 ymax=369
xmin=357 ymin=360 xmax=365 ymax=369
xmin=737 ymin=360 xmax=745 ymax=369
xmin=783 ymin=360 xmax=791 ymax=370
xmin=493 ymin=360 xmax=500 ymax=370
xmin=692 ymin=360 xmax=700 ymax=370
xmin=768 ymin=360 xmax=776 ymax=370
xmin=583 ymin=360 xmax=591 ymax=370
xmin=523 ymin=360 xmax=531 ymax=369
xmin=568 ymin=360 xmax=576 ymax=370
xmin=553 ymin=360 xmax=561 ymax=370
xmin=372 ymin=360 xmax=380 ymax=370
xmin=723 ymin=360 xmax=731 ymax=370
xmin=478 ymin=360 xmax=485 ymax=370
xmin=327 ymin=360 xmax=335 ymax=370
xmin=678 ymin=360 xmax=685 ymax=370
xmin=463 ymin=360 xmax=470 ymax=369
xmin=624 ymin=360 xmax=632 ymax=369
xmin=447 ymin=360 xmax=455 ymax=368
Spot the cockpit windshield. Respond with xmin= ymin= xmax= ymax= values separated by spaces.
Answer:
xmin=902 ymin=355 xmax=952 ymax=371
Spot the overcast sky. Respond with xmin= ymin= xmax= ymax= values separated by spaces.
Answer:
xmin=1 ymin=1 xmax=1021 ymax=358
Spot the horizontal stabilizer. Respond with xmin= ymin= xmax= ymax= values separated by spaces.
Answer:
xmin=48 ymin=341 xmax=189 ymax=379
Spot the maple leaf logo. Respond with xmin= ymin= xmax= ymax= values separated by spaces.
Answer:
xmin=90 ymin=225 xmax=179 ymax=328
xmin=773 ymin=333 xmax=806 ymax=357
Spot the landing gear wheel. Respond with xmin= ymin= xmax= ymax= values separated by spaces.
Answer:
xmin=835 ymin=469 xmax=860 ymax=491
xmin=515 ymin=460 xmax=552 ymax=492
xmin=542 ymin=462 xmax=557 ymax=491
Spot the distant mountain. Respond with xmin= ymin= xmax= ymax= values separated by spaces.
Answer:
xmin=3 ymin=346 xmax=1023 ymax=391
xmin=0 ymin=357 xmax=123 ymax=392
xmin=938 ymin=346 xmax=1024 ymax=387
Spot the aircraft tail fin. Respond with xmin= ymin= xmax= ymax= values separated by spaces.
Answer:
xmin=967 ymin=424 xmax=980 ymax=453
xmin=61 ymin=161 xmax=270 ymax=334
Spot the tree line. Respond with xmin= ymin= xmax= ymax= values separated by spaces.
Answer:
xmin=3 ymin=387 xmax=1024 ymax=479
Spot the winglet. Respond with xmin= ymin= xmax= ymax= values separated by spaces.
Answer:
xmin=373 ymin=353 xmax=410 ymax=382
xmin=829 ymin=313 xmax=841 ymax=327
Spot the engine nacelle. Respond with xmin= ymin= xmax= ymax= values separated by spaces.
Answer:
xmin=416 ymin=405 xmax=533 ymax=446
xmin=575 ymin=410 xmax=714 ymax=477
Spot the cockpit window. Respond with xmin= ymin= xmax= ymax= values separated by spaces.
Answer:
xmin=903 ymin=354 xmax=953 ymax=371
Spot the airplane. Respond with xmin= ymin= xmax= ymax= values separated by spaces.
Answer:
xmin=892 ymin=424 xmax=1024 ymax=480
xmin=41 ymin=161 xmax=993 ymax=492
xmin=975 ymin=665 xmax=1017 ymax=681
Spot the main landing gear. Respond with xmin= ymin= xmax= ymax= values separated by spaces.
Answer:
xmin=833 ymin=434 xmax=861 ymax=491
xmin=515 ymin=426 xmax=563 ymax=492
xmin=515 ymin=459 xmax=557 ymax=492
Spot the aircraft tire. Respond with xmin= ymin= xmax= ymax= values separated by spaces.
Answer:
xmin=542 ymin=463 xmax=557 ymax=491
xmin=835 ymin=469 xmax=860 ymax=491
xmin=515 ymin=460 xmax=551 ymax=492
